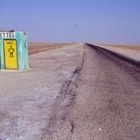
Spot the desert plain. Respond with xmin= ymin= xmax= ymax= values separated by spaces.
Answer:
xmin=0 ymin=42 xmax=140 ymax=140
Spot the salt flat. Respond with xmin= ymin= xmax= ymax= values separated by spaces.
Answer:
xmin=0 ymin=43 xmax=84 ymax=140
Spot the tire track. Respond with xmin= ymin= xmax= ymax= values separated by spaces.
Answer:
xmin=42 ymin=46 xmax=85 ymax=139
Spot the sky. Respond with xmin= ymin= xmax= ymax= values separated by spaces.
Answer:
xmin=0 ymin=0 xmax=140 ymax=44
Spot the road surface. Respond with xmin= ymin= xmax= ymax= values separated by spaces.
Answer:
xmin=0 ymin=43 xmax=140 ymax=140
xmin=43 ymin=44 xmax=140 ymax=140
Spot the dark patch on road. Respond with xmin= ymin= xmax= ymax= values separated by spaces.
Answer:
xmin=70 ymin=120 xmax=75 ymax=133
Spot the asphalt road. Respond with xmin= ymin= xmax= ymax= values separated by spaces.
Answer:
xmin=43 ymin=44 xmax=140 ymax=140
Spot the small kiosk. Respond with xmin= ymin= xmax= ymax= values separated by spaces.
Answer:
xmin=0 ymin=31 xmax=28 ymax=70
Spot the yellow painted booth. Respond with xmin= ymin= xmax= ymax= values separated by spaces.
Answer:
xmin=3 ymin=39 xmax=18 ymax=69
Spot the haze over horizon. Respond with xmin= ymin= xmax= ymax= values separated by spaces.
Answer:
xmin=0 ymin=0 xmax=140 ymax=44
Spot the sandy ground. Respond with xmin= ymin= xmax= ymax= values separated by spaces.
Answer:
xmin=100 ymin=44 xmax=140 ymax=50
xmin=96 ymin=44 xmax=140 ymax=61
xmin=29 ymin=42 xmax=78 ymax=55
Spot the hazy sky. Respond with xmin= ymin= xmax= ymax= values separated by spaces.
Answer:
xmin=0 ymin=0 xmax=140 ymax=44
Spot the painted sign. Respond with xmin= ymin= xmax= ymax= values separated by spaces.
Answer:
xmin=3 ymin=39 xmax=18 ymax=69
xmin=0 ymin=32 xmax=15 ymax=39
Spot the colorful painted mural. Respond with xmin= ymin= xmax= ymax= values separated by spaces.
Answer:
xmin=0 ymin=31 xmax=28 ymax=70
